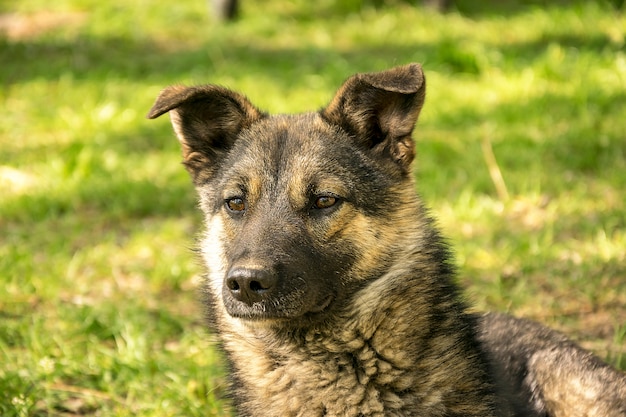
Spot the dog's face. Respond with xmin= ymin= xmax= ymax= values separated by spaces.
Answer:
xmin=148 ymin=64 xmax=426 ymax=324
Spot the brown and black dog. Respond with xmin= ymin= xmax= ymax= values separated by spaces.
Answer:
xmin=149 ymin=64 xmax=626 ymax=416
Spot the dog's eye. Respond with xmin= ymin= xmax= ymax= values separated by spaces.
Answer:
xmin=226 ymin=198 xmax=246 ymax=213
xmin=313 ymin=196 xmax=338 ymax=210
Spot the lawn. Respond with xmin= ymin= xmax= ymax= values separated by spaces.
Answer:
xmin=1 ymin=0 xmax=625 ymax=415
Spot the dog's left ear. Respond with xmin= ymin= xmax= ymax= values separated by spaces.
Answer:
xmin=321 ymin=63 xmax=426 ymax=172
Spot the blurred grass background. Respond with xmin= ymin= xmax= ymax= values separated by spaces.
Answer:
xmin=1 ymin=0 xmax=625 ymax=415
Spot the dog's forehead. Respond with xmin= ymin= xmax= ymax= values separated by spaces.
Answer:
xmin=219 ymin=113 xmax=359 ymax=196
xmin=233 ymin=113 xmax=348 ymax=170
xmin=250 ymin=112 xmax=335 ymax=144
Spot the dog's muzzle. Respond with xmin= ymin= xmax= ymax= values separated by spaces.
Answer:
xmin=221 ymin=263 xmax=336 ymax=321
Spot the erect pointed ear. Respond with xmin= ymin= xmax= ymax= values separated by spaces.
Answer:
xmin=320 ymin=63 xmax=426 ymax=172
xmin=147 ymin=85 xmax=266 ymax=184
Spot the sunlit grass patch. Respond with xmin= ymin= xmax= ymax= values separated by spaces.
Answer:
xmin=1 ymin=0 xmax=625 ymax=414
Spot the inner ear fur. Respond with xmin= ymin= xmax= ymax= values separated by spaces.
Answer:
xmin=147 ymin=85 xmax=266 ymax=183
xmin=321 ymin=63 xmax=426 ymax=172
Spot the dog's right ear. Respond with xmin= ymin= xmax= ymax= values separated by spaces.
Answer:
xmin=147 ymin=85 xmax=265 ymax=183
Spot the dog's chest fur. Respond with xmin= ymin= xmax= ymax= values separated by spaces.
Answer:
xmin=225 ymin=321 xmax=444 ymax=416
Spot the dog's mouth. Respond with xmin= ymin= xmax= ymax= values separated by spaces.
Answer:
xmin=224 ymin=293 xmax=335 ymax=322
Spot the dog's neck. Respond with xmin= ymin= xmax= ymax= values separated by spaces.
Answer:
xmin=218 ymin=261 xmax=492 ymax=416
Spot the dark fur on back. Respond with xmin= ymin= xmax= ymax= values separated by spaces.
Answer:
xmin=478 ymin=312 xmax=626 ymax=417
xmin=148 ymin=64 xmax=626 ymax=417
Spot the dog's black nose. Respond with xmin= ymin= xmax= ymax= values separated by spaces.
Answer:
xmin=225 ymin=267 xmax=276 ymax=305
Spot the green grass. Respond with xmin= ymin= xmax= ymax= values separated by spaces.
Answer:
xmin=1 ymin=0 xmax=625 ymax=414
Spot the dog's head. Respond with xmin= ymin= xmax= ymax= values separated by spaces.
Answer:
xmin=148 ymin=64 xmax=426 ymax=325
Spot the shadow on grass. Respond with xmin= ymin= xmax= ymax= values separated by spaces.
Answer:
xmin=449 ymin=0 xmax=624 ymax=17
xmin=1 ymin=19 xmax=621 ymax=87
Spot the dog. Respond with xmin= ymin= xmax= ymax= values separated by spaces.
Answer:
xmin=148 ymin=63 xmax=626 ymax=416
